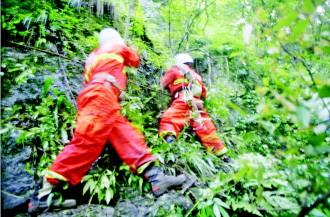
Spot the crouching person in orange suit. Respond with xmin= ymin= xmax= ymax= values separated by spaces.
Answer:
xmin=28 ymin=28 xmax=186 ymax=213
xmin=159 ymin=53 xmax=230 ymax=157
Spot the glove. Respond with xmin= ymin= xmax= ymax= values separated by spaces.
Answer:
xmin=119 ymin=91 xmax=126 ymax=101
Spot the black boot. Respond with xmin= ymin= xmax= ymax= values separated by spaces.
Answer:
xmin=144 ymin=166 xmax=186 ymax=197
xmin=164 ymin=135 xmax=176 ymax=143
xmin=28 ymin=178 xmax=76 ymax=214
xmin=28 ymin=195 xmax=76 ymax=214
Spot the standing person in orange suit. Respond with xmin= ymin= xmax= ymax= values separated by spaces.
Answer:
xmin=28 ymin=28 xmax=186 ymax=213
xmin=159 ymin=53 xmax=229 ymax=157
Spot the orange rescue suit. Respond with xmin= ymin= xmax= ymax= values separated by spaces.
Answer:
xmin=47 ymin=44 xmax=155 ymax=185
xmin=159 ymin=65 xmax=226 ymax=155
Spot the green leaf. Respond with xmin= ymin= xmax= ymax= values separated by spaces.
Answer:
xmin=296 ymin=105 xmax=311 ymax=127
xmin=97 ymin=191 xmax=105 ymax=202
xmin=288 ymin=20 xmax=308 ymax=41
xmin=256 ymin=9 xmax=267 ymax=22
xmin=268 ymin=195 xmax=300 ymax=212
xmin=42 ymin=77 xmax=53 ymax=96
xmin=310 ymin=208 xmax=327 ymax=217
xmin=318 ymin=85 xmax=330 ymax=98
xmin=47 ymin=193 xmax=55 ymax=207
xmin=308 ymin=134 xmax=326 ymax=146
xmin=301 ymin=0 xmax=315 ymax=13
xmin=214 ymin=198 xmax=230 ymax=209
xmin=219 ymin=207 xmax=230 ymax=217
xmin=83 ymin=180 xmax=93 ymax=195
xmin=110 ymin=173 xmax=116 ymax=185
xmin=139 ymin=177 xmax=143 ymax=192
xmin=274 ymin=11 xmax=298 ymax=31
xmin=82 ymin=175 xmax=92 ymax=182
xmin=0 ymin=127 xmax=10 ymax=135
xmin=60 ymin=128 xmax=69 ymax=144
xmin=321 ymin=46 xmax=330 ymax=55
xmin=105 ymin=188 xmax=114 ymax=204
xmin=213 ymin=203 xmax=221 ymax=217
xmin=259 ymin=121 xmax=277 ymax=134
xmin=101 ymin=175 xmax=110 ymax=188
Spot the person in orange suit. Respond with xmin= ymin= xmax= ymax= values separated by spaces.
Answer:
xmin=159 ymin=53 xmax=228 ymax=156
xmin=28 ymin=28 xmax=185 ymax=213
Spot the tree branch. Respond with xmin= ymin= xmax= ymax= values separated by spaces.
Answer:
xmin=278 ymin=41 xmax=330 ymax=115
xmin=54 ymin=45 xmax=78 ymax=109
xmin=8 ymin=41 xmax=83 ymax=64
xmin=168 ymin=0 xmax=173 ymax=55
xmin=124 ymin=0 xmax=136 ymax=41
xmin=177 ymin=0 xmax=216 ymax=51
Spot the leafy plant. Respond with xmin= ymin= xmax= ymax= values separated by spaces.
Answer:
xmin=82 ymin=168 xmax=117 ymax=204
xmin=2 ymin=0 xmax=329 ymax=216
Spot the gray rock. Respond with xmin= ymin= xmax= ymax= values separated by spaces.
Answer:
xmin=38 ymin=204 xmax=115 ymax=217
xmin=1 ymin=147 xmax=34 ymax=211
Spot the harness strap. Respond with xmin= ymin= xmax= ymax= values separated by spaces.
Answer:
xmin=174 ymin=64 xmax=202 ymax=98
xmin=90 ymin=72 xmax=123 ymax=93
xmin=172 ymin=66 xmax=205 ymax=124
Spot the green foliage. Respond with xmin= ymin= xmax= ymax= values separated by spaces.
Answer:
xmin=2 ymin=0 xmax=108 ymax=58
xmin=2 ymin=0 xmax=329 ymax=216
xmin=186 ymin=153 xmax=301 ymax=217
xmin=82 ymin=168 xmax=117 ymax=204
xmin=119 ymin=164 xmax=146 ymax=193
xmin=1 ymin=48 xmax=40 ymax=97
xmin=1 ymin=76 xmax=76 ymax=175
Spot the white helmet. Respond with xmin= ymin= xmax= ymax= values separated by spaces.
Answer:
xmin=175 ymin=53 xmax=193 ymax=65
xmin=99 ymin=27 xmax=125 ymax=47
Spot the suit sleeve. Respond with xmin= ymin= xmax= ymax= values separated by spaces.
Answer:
xmin=200 ymin=80 xmax=207 ymax=99
xmin=194 ymin=71 xmax=207 ymax=99
xmin=121 ymin=46 xmax=140 ymax=68
xmin=161 ymin=67 xmax=176 ymax=89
